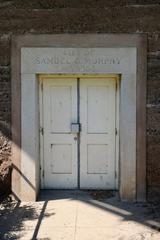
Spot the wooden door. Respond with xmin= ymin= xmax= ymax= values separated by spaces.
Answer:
xmin=80 ymin=78 xmax=116 ymax=189
xmin=43 ymin=78 xmax=78 ymax=188
xmin=41 ymin=77 xmax=116 ymax=189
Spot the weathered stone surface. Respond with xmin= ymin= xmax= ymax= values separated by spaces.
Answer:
xmin=0 ymin=35 xmax=10 ymax=66
xmin=148 ymin=33 xmax=160 ymax=52
xmin=0 ymin=134 xmax=11 ymax=195
xmin=147 ymin=135 xmax=160 ymax=201
xmin=147 ymin=53 xmax=160 ymax=106
xmin=147 ymin=52 xmax=160 ymax=200
xmin=0 ymin=67 xmax=11 ymax=135
xmin=0 ymin=66 xmax=11 ymax=195
xmin=0 ymin=0 xmax=126 ymax=8
xmin=147 ymin=107 xmax=160 ymax=134
xmin=0 ymin=7 xmax=159 ymax=34
xmin=147 ymin=105 xmax=160 ymax=200
xmin=147 ymin=78 xmax=160 ymax=106
xmin=0 ymin=0 xmax=160 ymax=9
xmin=148 ymin=63 xmax=160 ymax=83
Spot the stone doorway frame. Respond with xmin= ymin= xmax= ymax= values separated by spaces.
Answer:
xmin=11 ymin=34 xmax=147 ymax=201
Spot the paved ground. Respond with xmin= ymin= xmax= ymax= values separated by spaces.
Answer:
xmin=1 ymin=190 xmax=160 ymax=240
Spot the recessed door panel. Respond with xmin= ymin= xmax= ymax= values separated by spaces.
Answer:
xmin=50 ymin=86 xmax=72 ymax=133
xmin=87 ymin=86 xmax=109 ymax=133
xmin=87 ymin=144 xmax=108 ymax=174
xmin=51 ymin=144 xmax=72 ymax=174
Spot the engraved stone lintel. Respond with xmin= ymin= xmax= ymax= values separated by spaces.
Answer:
xmin=21 ymin=47 xmax=136 ymax=74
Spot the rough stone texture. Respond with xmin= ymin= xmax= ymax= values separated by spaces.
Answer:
xmin=0 ymin=135 xmax=11 ymax=195
xmin=0 ymin=35 xmax=10 ymax=66
xmin=0 ymin=2 xmax=159 ymax=200
xmin=0 ymin=7 xmax=159 ymax=34
xmin=0 ymin=0 xmax=160 ymax=9
xmin=0 ymin=67 xmax=11 ymax=126
xmin=147 ymin=52 xmax=160 ymax=201
xmin=0 ymin=66 xmax=11 ymax=195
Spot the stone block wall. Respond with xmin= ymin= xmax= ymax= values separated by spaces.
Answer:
xmin=0 ymin=0 xmax=160 ymax=200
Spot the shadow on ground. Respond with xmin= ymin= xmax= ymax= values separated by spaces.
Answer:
xmin=39 ymin=190 xmax=160 ymax=231
xmin=0 ymin=190 xmax=160 ymax=239
xmin=0 ymin=196 xmax=54 ymax=239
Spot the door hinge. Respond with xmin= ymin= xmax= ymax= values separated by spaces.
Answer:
xmin=115 ymin=128 xmax=118 ymax=135
xmin=40 ymin=127 xmax=44 ymax=135
xmin=42 ymin=170 xmax=44 ymax=178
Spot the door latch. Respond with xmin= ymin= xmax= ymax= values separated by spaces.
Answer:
xmin=71 ymin=123 xmax=81 ymax=133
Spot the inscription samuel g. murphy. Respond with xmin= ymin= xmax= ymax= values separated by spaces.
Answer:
xmin=33 ymin=49 xmax=121 ymax=66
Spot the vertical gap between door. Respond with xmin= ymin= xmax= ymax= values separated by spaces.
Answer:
xmin=77 ymin=78 xmax=80 ymax=189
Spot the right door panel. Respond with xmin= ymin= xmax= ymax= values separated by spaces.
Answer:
xmin=80 ymin=78 xmax=116 ymax=189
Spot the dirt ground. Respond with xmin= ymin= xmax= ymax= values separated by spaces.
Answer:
xmin=0 ymin=190 xmax=160 ymax=240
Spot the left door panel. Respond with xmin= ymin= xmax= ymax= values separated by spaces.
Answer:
xmin=42 ymin=78 xmax=78 ymax=189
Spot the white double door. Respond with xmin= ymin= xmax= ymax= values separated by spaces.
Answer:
xmin=42 ymin=77 xmax=116 ymax=189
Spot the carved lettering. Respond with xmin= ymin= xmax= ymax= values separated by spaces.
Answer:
xmin=34 ymin=57 xmax=40 ymax=64
xmin=33 ymin=50 xmax=121 ymax=67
